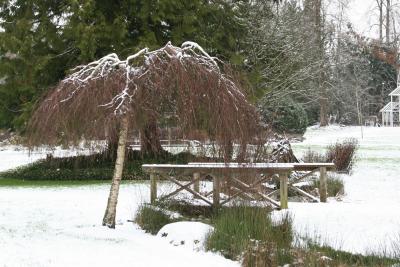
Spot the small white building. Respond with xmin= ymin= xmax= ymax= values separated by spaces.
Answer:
xmin=380 ymin=87 xmax=400 ymax=126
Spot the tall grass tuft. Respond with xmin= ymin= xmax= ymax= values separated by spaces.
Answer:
xmin=313 ymin=174 xmax=344 ymax=197
xmin=134 ymin=204 xmax=175 ymax=235
xmin=206 ymin=206 xmax=271 ymax=259
xmin=206 ymin=205 xmax=293 ymax=266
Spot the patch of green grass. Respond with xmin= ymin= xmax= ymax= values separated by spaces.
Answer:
xmin=361 ymin=157 xmax=400 ymax=164
xmin=134 ymin=204 xmax=179 ymax=235
xmin=302 ymin=243 xmax=399 ymax=266
xmin=0 ymin=178 xmax=129 ymax=187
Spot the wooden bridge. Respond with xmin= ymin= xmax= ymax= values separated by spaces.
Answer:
xmin=142 ymin=162 xmax=335 ymax=209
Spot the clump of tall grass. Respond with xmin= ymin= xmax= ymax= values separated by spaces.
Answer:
xmin=206 ymin=205 xmax=293 ymax=266
xmin=313 ymin=174 xmax=344 ymax=197
xmin=134 ymin=204 xmax=176 ymax=234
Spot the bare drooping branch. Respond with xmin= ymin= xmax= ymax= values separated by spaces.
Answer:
xmin=27 ymin=41 xmax=261 ymax=160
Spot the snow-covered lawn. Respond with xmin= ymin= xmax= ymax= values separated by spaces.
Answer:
xmin=0 ymin=182 xmax=237 ymax=267
xmin=0 ymin=125 xmax=399 ymax=266
xmin=0 ymin=148 xmax=236 ymax=267
xmin=273 ymin=126 xmax=400 ymax=256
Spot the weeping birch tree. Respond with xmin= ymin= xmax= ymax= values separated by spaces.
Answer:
xmin=27 ymin=42 xmax=260 ymax=228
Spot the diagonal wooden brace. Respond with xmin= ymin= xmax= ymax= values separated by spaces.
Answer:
xmin=223 ymin=175 xmax=279 ymax=208
xmin=289 ymin=168 xmax=319 ymax=185
xmin=159 ymin=174 xmax=202 ymax=200
xmin=162 ymin=176 xmax=213 ymax=206
xmin=289 ymin=185 xmax=319 ymax=202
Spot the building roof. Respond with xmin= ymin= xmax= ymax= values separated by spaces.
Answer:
xmin=389 ymin=87 xmax=400 ymax=96
xmin=380 ymin=102 xmax=400 ymax=112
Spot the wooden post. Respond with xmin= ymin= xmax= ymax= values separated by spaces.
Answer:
xmin=150 ymin=173 xmax=157 ymax=204
xmin=193 ymin=172 xmax=200 ymax=194
xmin=213 ymin=175 xmax=220 ymax=207
xmin=319 ymin=167 xmax=327 ymax=202
xmin=279 ymin=172 xmax=288 ymax=209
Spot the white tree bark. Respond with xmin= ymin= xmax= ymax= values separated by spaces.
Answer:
xmin=102 ymin=116 xmax=129 ymax=228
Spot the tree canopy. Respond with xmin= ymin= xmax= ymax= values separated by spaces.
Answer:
xmin=0 ymin=0 xmax=245 ymax=130
xmin=27 ymin=42 xmax=259 ymax=158
xmin=1 ymin=0 xmax=398 ymax=133
xmin=26 ymin=41 xmax=261 ymax=228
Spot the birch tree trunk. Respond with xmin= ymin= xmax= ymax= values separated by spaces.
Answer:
xmin=102 ymin=116 xmax=129 ymax=228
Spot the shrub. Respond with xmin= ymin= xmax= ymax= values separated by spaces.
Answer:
xmin=302 ymin=138 xmax=358 ymax=173
xmin=326 ymin=138 xmax=358 ymax=173
xmin=259 ymin=97 xmax=309 ymax=134
xmin=134 ymin=204 xmax=176 ymax=235
xmin=0 ymin=150 xmax=197 ymax=180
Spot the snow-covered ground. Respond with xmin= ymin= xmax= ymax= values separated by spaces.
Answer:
xmin=0 ymin=145 xmax=96 ymax=172
xmin=0 ymin=125 xmax=399 ymax=266
xmin=273 ymin=126 xmax=400 ymax=256
xmin=0 ymin=149 xmax=236 ymax=266
xmin=0 ymin=182 xmax=237 ymax=267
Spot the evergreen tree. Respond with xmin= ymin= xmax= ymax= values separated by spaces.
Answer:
xmin=0 ymin=0 xmax=245 ymax=130
xmin=0 ymin=0 xmax=71 ymax=129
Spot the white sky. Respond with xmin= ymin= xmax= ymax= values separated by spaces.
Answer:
xmin=347 ymin=0 xmax=377 ymax=36
xmin=332 ymin=0 xmax=400 ymax=39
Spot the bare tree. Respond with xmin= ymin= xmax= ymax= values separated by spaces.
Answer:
xmin=376 ymin=0 xmax=384 ymax=42
xmin=27 ymin=42 xmax=260 ymax=228
xmin=245 ymin=0 xmax=332 ymax=125
xmin=372 ymin=0 xmax=400 ymax=46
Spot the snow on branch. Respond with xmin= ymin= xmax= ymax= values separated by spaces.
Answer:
xmin=59 ymin=41 xmax=245 ymax=114
xmin=28 ymin=41 xmax=259 ymax=153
